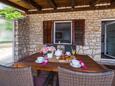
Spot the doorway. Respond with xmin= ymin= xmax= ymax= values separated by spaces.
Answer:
xmin=101 ymin=20 xmax=115 ymax=59
xmin=0 ymin=18 xmax=14 ymax=65
xmin=104 ymin=22 xmax=115 ymax=58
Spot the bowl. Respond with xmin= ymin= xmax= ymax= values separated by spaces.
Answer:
xmin=65 ymin=51 xmax=71 ymax=56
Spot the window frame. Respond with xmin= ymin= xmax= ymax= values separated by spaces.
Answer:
xmin=53 ymin=21 xmax=72 ymax=45
xmin=104 ymin=21 xmax=115 ymax=58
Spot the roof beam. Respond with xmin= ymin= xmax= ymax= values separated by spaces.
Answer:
xmin=70 ymin=0 xmax=76 ymax=9
xmin=89 ymin=0 xmax=101 ymax=7
xmin=27 ymin=5 xmax=113 ymax=14
xmin=47 ymin=0 xmax=57 ymax=10
xmin=0 ymin=0 xmax=28 ymax=12
xmin=110 ymin=0 xmax=115 ymax=5
xmin=25 ymin=0 xmax=42 ymax=11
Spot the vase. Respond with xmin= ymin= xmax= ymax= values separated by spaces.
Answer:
xmin=47 ymin=52 xmax=53 ymax=59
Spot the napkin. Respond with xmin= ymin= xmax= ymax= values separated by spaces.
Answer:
xmin=79 ymin=60 xmax=88 ymax=69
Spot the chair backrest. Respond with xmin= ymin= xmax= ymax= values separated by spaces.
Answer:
xmin=58 ymin=67 xmax=114 ymax=86
xmin=0 ymin=65 xmax=34 ymax=86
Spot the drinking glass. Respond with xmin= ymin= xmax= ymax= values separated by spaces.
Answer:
xmin=72 ymin=49 xmax=76 ymax=55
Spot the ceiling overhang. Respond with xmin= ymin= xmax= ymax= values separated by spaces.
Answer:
xmin=0 ymin=0 xmax=114 ymax=14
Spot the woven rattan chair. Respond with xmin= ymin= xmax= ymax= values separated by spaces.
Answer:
xmin=0 ymin=65 xmax=34 ymax=86
xmin=58 ymin=67 xmax=114 ymax=86
xmin=112 ymin=70 xmax=115 ymax=86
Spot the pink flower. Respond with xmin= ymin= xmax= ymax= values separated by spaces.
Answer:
xmin=40 ymin=46 xmax=56 ymax=54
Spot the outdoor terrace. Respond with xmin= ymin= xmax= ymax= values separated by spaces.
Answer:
xmin=0 ymin=0 xmax=115 ymax=86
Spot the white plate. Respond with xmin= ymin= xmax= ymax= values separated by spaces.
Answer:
xmin=70 ymin=62 xmax=81 ymax=68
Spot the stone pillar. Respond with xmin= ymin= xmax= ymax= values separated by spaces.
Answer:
xmin=14 ymin=17 xmax=30 ymax=62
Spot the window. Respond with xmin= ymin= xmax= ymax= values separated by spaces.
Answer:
xmin=43 ymin=19 xmax=85 ymax=45
xmin=101 ymin=20 xmax=115 ymax=59
xmin=54 ymin=21 xmax=72 ymax=44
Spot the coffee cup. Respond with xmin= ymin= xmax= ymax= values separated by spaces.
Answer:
xmin=37 ymin=57 xmax=45 ymax=63
xmin=71 ymin=59 xmax=80 ymax=66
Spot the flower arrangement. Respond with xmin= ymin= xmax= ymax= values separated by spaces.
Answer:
xmin=40 ymin=46 xmax=56 ymax=54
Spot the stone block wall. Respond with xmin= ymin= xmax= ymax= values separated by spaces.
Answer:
xmin=14 ymin=17 xmax=30 ymax=62
xmin=14 ymin=9 xmax=115 ymax=61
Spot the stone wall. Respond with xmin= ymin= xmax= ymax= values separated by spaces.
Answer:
xmin=14 ymin=9 xmax=115 ymax=61
xmin=14 ymin=17 xmax=30 ymax=62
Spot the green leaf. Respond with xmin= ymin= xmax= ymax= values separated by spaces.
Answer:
xmin=0 ymin=7 xmax=24 ymax=20
xmin=0 ymin=7 xmax=24 ymax=30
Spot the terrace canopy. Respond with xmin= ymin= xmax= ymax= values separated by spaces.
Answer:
xmin=0 ymin=0 xmax=115 ymax=14
xmin=0 ymin=1 xmax=115 ymax=85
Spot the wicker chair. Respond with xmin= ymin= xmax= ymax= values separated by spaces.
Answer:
xmin=0 ymin=65 xmax=34 ymax=86
xmin=112 ymin=70 xmax=115 ymax=86
xmin=58 ymin=67 xmax=114 ymax=86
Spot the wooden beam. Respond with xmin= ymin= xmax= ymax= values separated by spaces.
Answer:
xmin=47 ymin=0 xmax=57 ymax=10
xmin=110 ymin=0 xmax=115 ymax=5
xmin=89 ymin=0 xmax=101 ymax=7
xmin=25 ymin=0 xmax=42 ymax=11
xmin=70 ymin=0 xmax=76 ymax=9
xmin=89 ymin=0 xmax=96 ymax=7
xmin=27 ymin=5 xmax=114 ymax=14
xmin=0 ymin=0 xmax=28 ymax=12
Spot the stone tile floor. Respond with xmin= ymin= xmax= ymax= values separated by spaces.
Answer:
xmin=0 ymin=44 xmax=13 ymax=66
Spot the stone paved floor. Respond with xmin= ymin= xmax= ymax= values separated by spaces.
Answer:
xmin=0 ymin=45 xmax=13 ymax=66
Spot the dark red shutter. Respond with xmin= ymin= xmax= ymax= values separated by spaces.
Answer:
xmin=72 ymin=19 xmax=85 ymax=45
xmin=43 ymin=21 xmax=53 ymax=44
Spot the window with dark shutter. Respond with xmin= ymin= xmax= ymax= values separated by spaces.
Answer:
xmin=43 ymin=20 xmax=85 ymax=46
xmin=43 ymin=21 xmax=53 ymax=44
xmin=72 ymin=19 xmax=85 ymax=46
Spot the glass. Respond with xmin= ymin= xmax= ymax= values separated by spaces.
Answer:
xmin=72 ymin=49 xmax=76 ymax=55
xmin=105 ymin=23 xmax=115 ymax=58
xmin=55 ymin=22 xmax=71 ymax=44
xmin=76 ymin=51 xmax=77 ymax=55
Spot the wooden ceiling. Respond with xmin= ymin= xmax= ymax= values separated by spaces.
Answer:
xmin=0 ymin=0 xmax=115 ymax=14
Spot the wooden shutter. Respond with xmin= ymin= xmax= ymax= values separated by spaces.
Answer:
xmin=43 ymin=21 xmax=53 ymax=44
xmin=72 ymin=19 xmax=85 ymax=45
